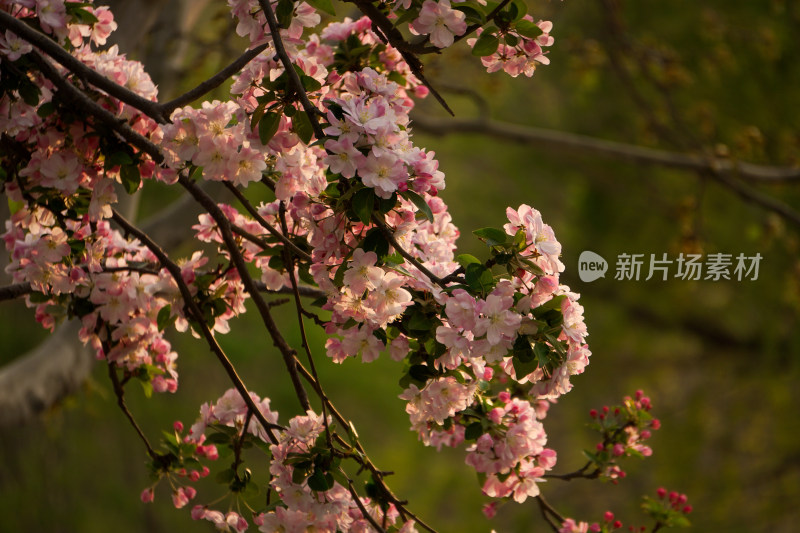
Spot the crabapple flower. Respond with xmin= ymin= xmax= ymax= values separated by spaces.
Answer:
xmin=410 ymin=0 xmax=467 ymax=48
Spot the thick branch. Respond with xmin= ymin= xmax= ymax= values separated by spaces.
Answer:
xmin=0 ymin=10 xmax=168 ymax=123
xmin=412 ymin=116 xmax=800 ymax=228
xmin=28 ymin=50 xmax=164 ymax=163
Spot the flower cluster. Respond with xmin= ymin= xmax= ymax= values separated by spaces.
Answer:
xmin=585 ymin=390 xmax=660 ymax=483
xmin=641 ymin=488 xmax=692 ymax=529
xmin=559 ymin=511 xmax=623 ymax=533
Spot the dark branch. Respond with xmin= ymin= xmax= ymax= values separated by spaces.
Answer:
xmin=28 ymin=50 xmax=164 ymax=164
xmin=0 ymin=10 xmax=168 ymax=123
xmin=256 ymin=0 xmax=326 ymax=140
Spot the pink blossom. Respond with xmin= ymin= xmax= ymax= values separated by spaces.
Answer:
xmin=359 ymin=152 xmax=408 ymax=198
xmin=0 ymin=30 xmax=33 ymax=61
xmin=410 ymin=0 xmax=467 ymax=48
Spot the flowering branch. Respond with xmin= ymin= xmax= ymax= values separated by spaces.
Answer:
xmin=177 ymin=175 xmax=313 ymax=411
xmin=256 ymin=0 xmax=325 ymax=140
xmin=0 ymin=10 xmax=168 ymax=123
xmin=111 ymin=209 xmax=283 ymax=441
xmin=27 ymin=49 xmax=164 ymax=163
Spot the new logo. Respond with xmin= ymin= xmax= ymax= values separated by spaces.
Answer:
xmin=578 ymin=251 xmax=608 ymax=282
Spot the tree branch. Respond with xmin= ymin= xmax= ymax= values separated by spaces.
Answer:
xmin=371 ymin=215 xmax=448 ymax=290
xmin=347 ymin=0 xmax=454 ymax=116
xmin=0 ymin=10 xmax=168 ymax=123
xmin=223 ymin=182 xmax=313 ymax=262
xmin=256 ymin=0 xmax=326 ymax=140
xmin=412 ymin=115 xmax=800 ymax=228
xmin=177 ymin=175 xmax=312 ymax=412
xmin=412 ymin=115 xmax=800 ymax=183
xmin=111 ymin=209 xmax=283 ymax=442
xmin=159 ymin=43 xmax=269 ymax=116
xmin=28 ymin=50 xmax=164 ymax=163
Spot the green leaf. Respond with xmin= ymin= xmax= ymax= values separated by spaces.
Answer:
xmin=17 ymin=80 xmax=40 ymax=106
xmin=156 ymin=305 xmax=173 ymax=331
xmin=471 ymin=32 xmax=500 ymax=57
xmin=104 ymin=150 xmax=134 ymax=169
xmin=406 ymin=310 xmax=432 ymax=333
xmin=301 ymin=75 xmax=323 ymax=93
xmin=393 ymin=8 xmax=418 ymax=27
xmin=305 ymin=0 xmax=336 ymax=15
xmin=512 ymin=354 xmax=539 ymax=379
xmin=513 ymin=335 xmax=535 ymax=362
xmin=307 ymin=469 xmax=334 ymax=492
xmin=361 ymin=227 xmax=389 ymax=260
xmin=352 ymin=187 xmax=375 ymax=224
xmin=66 ymin=3 xmax=99 ymax=24
xmin=377 ymin=192 xmax=398 ymax=214
xmin=36 ymin=101 xmax=56 ymax=118
xmin=465 ymin=263 xmax=494 ymax=292
xmin=473 ymin=227 xmax=508 ymax=246
xmin=292 ymin=465 xmax=312 ymax=485
xmin=409 ymin=364 xmax=438 ymax=382
xmin=514 ymin=19 xmax=544 ymax=39
xmin=464 ymin=422 xmax=484 ymax=441
xmin=120 ymin=165 xmax=141 ymax=194
xmin=456 ymin=254 xmax=482 ymax=267
xmin=259 ymin=111 xmax=281 ymax=145
xmin=7 ymin=197 xmax=25 ymax=215
xmin=204 ymin=432 xmax=233 ymax=445
xmin=293 ymin=111 xmax=314 ymax=145
xmin=138 ymin=379 xmax=153 ymax=398
xmin=400 ymin=190 xmax=434 ymax=222
xmin=250 ymin=101 xmax=269 ymax=131
xmin=504 ymin=33 xmax=519 ymax=47
xmin=453 ymin=5 xmax=486 ymax=24
xmin=511 ymin=0 xmax=528 ymax=20
xmin=276 ymin=0 xmax=294 ymax=28
xmin=387 ymin=71 xmax=407 ymax=86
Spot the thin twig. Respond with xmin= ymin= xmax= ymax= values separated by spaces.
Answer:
xmin=256 ymin=0 xmax=325 ymax=140
xmin=279 ymin=203 xmax=333 ymax=447
xmin=223 ymin=182 xmax=313 ymax=261
xmin=292 ymin=360 xmax=440 ymax=533
xmin=345 ymin=477 xmax=387 ymax=533
xmin=371 ymin=215 xmax=448 ymax=290
xmin=160 ymin=43 xmax=269 ymax=116
xmin=348 ymin=0 xmax=453 ymax=116
xmin=107 ymin=361 xmax=159 ymax=461
xmin=537 ymin=494 xmax=565 ymax=532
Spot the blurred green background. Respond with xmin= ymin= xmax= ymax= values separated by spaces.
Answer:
xmin=2 ymin=0 xmax=799 ymax=532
